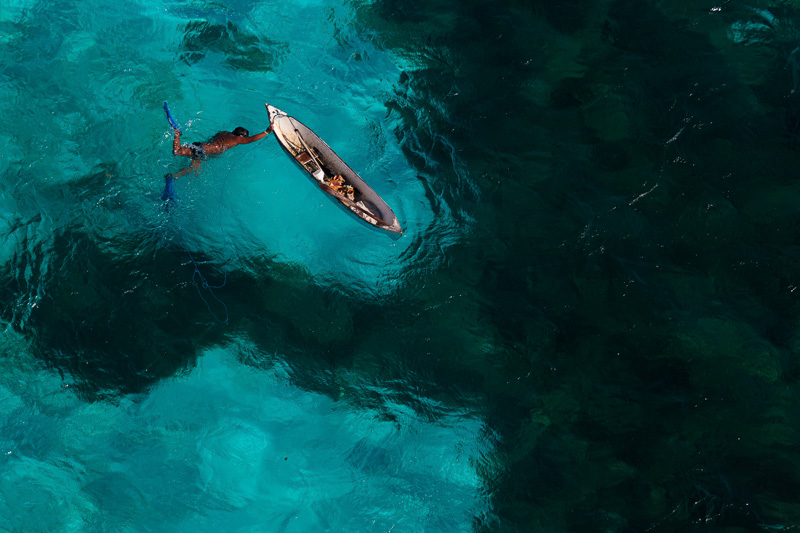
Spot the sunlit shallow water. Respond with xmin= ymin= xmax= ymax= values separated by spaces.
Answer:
xmin=0 ymin=339 xmax=488 ymax=531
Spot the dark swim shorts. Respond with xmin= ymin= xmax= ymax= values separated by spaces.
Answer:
xmin=189 ymin=142 xmax=207 ymax=159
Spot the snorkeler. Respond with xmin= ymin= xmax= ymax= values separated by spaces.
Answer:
xmin=161 ymin=102 xmax=272 ymax=202
xmin=169 ymin=125 xmax=273 ymax=178
xmin=162 ymin=125 xmax=271 ymax=203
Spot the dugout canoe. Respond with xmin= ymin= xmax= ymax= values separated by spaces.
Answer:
xmin=266 ymin=103 xmax=402 ymax=236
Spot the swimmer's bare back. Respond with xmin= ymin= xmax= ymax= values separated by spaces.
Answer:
xmin=172 ymin=127 xmax=271 ymax=157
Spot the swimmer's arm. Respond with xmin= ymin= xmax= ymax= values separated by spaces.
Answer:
xmin=239 ymin=125 xmax=273 ymax=145
xmin=172 ymin=129 xmax=192 ymax=156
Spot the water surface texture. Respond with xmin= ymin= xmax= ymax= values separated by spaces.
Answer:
xmin=3 ymin=0 xmax=800 ymax=531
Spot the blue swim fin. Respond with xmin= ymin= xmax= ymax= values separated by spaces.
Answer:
xmin=162 ymin=173 xmax=177 ymax=202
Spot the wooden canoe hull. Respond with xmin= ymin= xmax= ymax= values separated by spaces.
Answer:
xmin=266 ymin=104 xmax=402 ymax=236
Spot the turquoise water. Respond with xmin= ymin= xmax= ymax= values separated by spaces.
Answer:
xmin=6 ymin=0 xmax=800 ymax=531
xmin=0 ymin=344 xmax=486 ymax=531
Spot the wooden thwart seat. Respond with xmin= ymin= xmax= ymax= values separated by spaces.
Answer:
xmin=297 ymin=151 xmax=312 ymax=164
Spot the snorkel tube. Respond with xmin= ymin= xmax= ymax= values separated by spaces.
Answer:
xmin=163 ymin=101 xmax=181 ymax=132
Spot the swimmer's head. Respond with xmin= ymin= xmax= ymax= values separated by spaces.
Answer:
xmin=233 ymin=127 xmax=249 ymax=137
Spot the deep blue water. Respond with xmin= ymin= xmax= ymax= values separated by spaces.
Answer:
xmin=5 ymin=0 xmax=800 ymax=531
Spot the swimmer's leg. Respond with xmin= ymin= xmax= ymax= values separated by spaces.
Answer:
xmin=172 ymin=159 xmax=201 ymax=179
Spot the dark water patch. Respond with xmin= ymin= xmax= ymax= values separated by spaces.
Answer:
xmin=526 ymin=0 xmax=593 ymax=35
xmin=550 ymin=76 xmax=596 ymax=110
xmin=0 ymin=218 xmax=357 ymax=401
xmin=0 ymin=227 xmax=214 ymax=399
xmin=180 ymin=20 xmax=286 ymax=71
xmin=233 ymin=270 xmax=496 ymax=417
xmin=357 ymin=0 xmax=800 ymax=529
xmin=591 ymin=140 xmax=630 ymax=171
